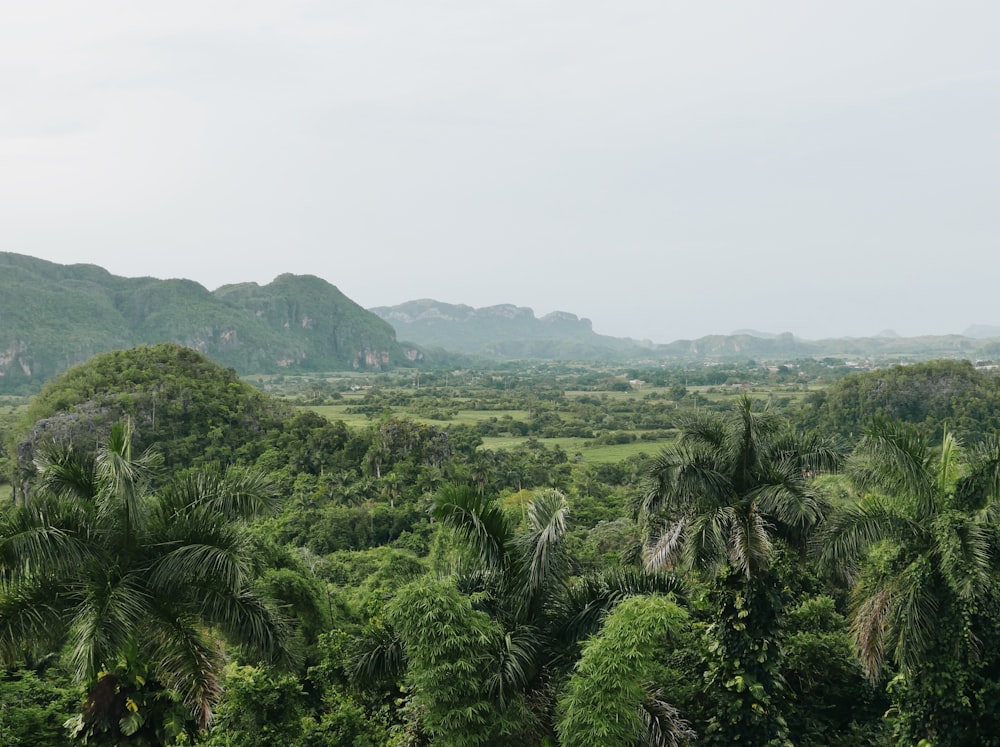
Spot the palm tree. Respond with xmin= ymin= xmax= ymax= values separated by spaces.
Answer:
xmin=815 ymin=422 xmax=1000 ymax=744
xmin=0 ymin=422 xmax=292 ymax=743
xmin=443 ymin=485 xmax=689 ymax=737
xmin=430 ymin=483 xmax=575 ymax=726
xmin=642 ymin=395 xmax=840 ymax=744
xmin=817 ymin=422 xmax=1000 ymax=678
xmin=643 ymin=394 xmax=839 ymax=578
xmin=435 ymin=484 xmax=685 ymax=648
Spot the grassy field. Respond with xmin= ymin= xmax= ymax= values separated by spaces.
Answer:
xmin=306 ymin=405 xmax=374 ymax=429
xmin=480 ymin=435 xmax=673 ymax=464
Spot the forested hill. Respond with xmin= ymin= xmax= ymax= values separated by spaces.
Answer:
xmin=370 ymin=299 xmax=652 ymax=359
xmin=0 ymin=253 xmax=423 ymax=393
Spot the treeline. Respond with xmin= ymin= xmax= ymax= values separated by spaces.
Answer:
xmin=3 ymin=347 xmax=1000 ymax=745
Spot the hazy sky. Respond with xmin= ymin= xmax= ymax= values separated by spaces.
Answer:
xmin=2 ymin=2 xmax=998 ymax=343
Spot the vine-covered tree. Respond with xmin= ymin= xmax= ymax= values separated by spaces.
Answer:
xmin=556 ymin=594 xmax=696 ymax=747
xmin=818 ymin=422 xmax=1000 ymax=745
xmin=642 ymin=394 xmax=841 ymax=744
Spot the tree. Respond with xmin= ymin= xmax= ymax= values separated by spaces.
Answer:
xmin=0 ymin=421 xmax=292 ymax=744
xmin=556 ymin=594 xmax=695 ymax=747
xmin=780 ymin=595 xmax=888 ymax=745
xmin=643 ymin=393 xmax=839 ymax=579
xmin=355 ymin=484 xmax=685 ymax=743
xmin=386 ymin=576 xmax=517 ymax=746
xmin=416 ymin=485 xmax=573 ymax=742
xmin=0 ymin=665 xmax=81 ymax=747
xmin=642 ymin=395 xmax=840 ymax=744
xmin=817 ymin=422 xmax=1000 ymax=744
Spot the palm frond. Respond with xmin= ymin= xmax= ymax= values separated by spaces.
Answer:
xmin=729 ymin=394 xmax=784 ymax=483
xmin=891 ymin=556 xmax=939 ymax=674
xmin=352 ymin=623 xmax=405 ymax=686
xmin=149 ymin=609 xmax=225 ymax=729
xmin=95 ymin=421 xmax=162 ymax=501
xmin=516 ymin=490 xmax=569 ymax=602
xmin=682 ymin=506 xmax=733 ymax=574
xmin=0 ymin=496 xmax=99 ymax=576
xmin=146 ymin=538 xmax=253 ymax=599
xmin=936 ymin=429 xmax=963 ymax=498
xmin=554 ymin=567 xmax=688 ymax=648
xmin=751 ymin=462 xmax=825 ymax=534
xmin=814 ymin=496 xmax=913 ymax=585
xmin=770 ymin=428 xmax=845 ymax=473
xmin=198 ymin=588 xmax=294 ymax=669
xmin=641 ymin=685 xmax=697 ymax=746
xmin=66 ymin=572 xmax=151 ymax=683
xmin=644 ymin=445 xmax=732 ymax=517
xmin=675 ymin=411 xmax=728 ymax=451
xmin=485 ymin=624 xmax=540 ymax=707
xmin=164 ymin=467 xmax=280 ymax=521
xmin=94 ymin=423 xmax=161 ymax=543
xmin=933 ymin=512 xmax=991 ymax=601
xmin=728 ymin=504 xmax=773 ymax=578
xmin=0 ymin=575 xmax=71 ymax=665
xmin=643 ymin=448 xmax=685 ymax=515
xmin=644 ymin=519 xmax=686 ymax=572
xmin=33 ymin=443 xmax=98 ymax=501
xmin=848 ymin=422 xmax=935 ymax=517
xmin=958 ymin=435 xmax=1000 ymax=512
xmin=433 ymin=484 xmax=513 ymax=571
xmin=850 ymin=586 xmax=892 ymax=681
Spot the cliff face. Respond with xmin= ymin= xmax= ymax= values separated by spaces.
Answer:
xmin=0 ymin=253 xmax=419 ymax=392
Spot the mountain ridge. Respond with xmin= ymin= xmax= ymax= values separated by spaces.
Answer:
xmin=4 ymin=252 xmax=1000 ymax=393
xmin=373 ymin=299 xmax=1000 ymax=364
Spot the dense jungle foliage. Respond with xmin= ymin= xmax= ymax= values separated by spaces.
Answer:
xmin=3 ymin=345 xmax=1000 ymax=746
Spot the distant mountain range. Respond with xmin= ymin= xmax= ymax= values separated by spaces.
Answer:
xmin=3 ymin=252 xmax=1000 ymax=393
xmin=369 ymin=299 xmax=650 ymax=360
xmin=373 ymin=300 xmax=1000 ymax=364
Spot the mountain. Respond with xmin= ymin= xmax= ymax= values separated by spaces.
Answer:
xmin=370 ymin=299 xmax=650 ymax=360
xmin=5 ymin=252 xmax=1000 ymax=394
xmin=0 ymin=253 xmax=422 ymax=392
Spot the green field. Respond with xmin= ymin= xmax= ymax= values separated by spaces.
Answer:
xmin=480 ymin=435 xmax=673 ymax=463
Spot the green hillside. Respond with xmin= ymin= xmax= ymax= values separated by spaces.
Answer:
xmin=0 ymin=253 xmax=424 ymax=393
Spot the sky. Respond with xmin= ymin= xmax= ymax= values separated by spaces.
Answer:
xmin=2 ymin=1 xmax=998 ymax=343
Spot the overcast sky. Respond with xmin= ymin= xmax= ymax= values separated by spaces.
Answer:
xmin=2 ymin=2 xmax=998 ymax=343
